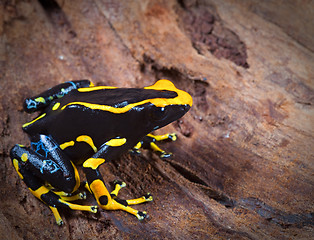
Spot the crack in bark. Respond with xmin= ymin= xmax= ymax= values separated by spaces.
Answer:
xmin=38 ymin=0 xmax=77 ymax=37
xmin=159 ymin=156 xmax=312 ymax=229
xmin=177 ymin=0 xmax=249 ymax=68
xmin=163 ymin=158 xmax=235 ymax=208
xmin=237 ymin=197 xmax=314 ymax=228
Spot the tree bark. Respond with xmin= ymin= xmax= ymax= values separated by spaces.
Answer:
xmin=0 ymin=0 xmax=313 ymax=239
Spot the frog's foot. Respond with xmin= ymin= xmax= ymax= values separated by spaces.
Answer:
xmin=132 ymin=133 xmax=176 ymax=159
xmin=43 ymin=188 xmax=96 ymax=226
xmin=110 ymin=180 xmax=126 ymax=197
xmin=53 ymin=190 xmax=87 ymax=201
xmin=85 ymin=178 xmax=152 ymax=220
xmin=20 ymin=174 xmax=97 ymax=225
xmin=49 ymin=198 xmax=98 ymax=225
xmin=108 ymin=181 xmax=153 ymax=220
xmin=18 ymin=175 xmax=97 ymax=226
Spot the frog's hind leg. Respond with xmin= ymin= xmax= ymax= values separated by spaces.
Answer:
xmin=83 ymin=162 xmax=150 ymax=220
xmin=132 ymin=133 xmax=177 ymax=159
xmin=23 ymin=80 xmax=93 ymax=113
xmin=10 ymin=140 xmax=97 ymax=225
xmin=85 ymin=179 xmax=152 ymax=210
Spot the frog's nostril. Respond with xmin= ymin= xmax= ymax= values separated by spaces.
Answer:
xmin=182 ymin=104 xmax=190 ymax=112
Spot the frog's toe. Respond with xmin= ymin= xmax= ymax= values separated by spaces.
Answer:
xmin=113 ymin=180 xmax=126 ymax=188
xmin=160 ymin=151 xmax=173 ymax=159
xmin=143 ymin=193 xmax=153 ymax=202
xmin=57 ymin=219 xmax=64 ymax=226
xmin=110 ymin=180 xmax=126 ymax=197
xmin=168 ymin=133 xmax=177 ymax=141
xmin=90 ymin=205 xmax=98 ymax=213
xmin=50 ymin=206 xmax=64 ymax=226
xmin=136 ymin=211 xmax=148 ymax=220
xmin=79 ymin=191 xmax=87 ymax=200
xmin=129 ymin=148 xmax=141 ymax=155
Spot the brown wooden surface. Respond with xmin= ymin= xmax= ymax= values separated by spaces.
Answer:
xmin=0 ymin=0 xmax=313 ymax=239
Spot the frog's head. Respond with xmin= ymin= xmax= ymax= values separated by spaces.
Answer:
xmin=137 ymin=79 xmax=192 ymax=132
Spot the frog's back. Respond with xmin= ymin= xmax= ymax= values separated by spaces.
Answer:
xmin=22 ymin=88 xmax=145 ymax=142
xmin=22 ymin=87 xmax=177 ymax=162
xmin=56 ymin=87 xmax=177 ymax=108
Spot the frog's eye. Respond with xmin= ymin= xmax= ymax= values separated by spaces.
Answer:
xmin=150 ymin=107 xmax=167 ymax=121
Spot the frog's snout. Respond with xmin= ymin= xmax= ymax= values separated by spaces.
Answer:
xmin=182 ymin=104 xmax=191 ymax=112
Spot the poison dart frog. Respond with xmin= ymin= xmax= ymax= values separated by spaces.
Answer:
xmin=10 ymin=79 xmax=192 ymax=225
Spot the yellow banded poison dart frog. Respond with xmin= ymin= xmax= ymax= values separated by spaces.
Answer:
xmin=10 ymin=79 xmax=192 ymax=225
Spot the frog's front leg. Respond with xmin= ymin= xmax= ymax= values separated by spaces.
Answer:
xmin=83 ymin=138 xmax=152 ymax=220
xmin=132 ymin=133 xmax=177 ymax=158
xmin=110 ymin=180 xmax=153 ymax=206
xmin=10 ymin=135 xmax=97 ymax=225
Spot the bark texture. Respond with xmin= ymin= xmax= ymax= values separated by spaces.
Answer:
xmin=0 ymin=0 xmax=313 ymax=239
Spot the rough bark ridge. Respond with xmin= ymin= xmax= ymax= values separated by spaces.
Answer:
xmin=0 ymin=0 xmax=313 ymax=239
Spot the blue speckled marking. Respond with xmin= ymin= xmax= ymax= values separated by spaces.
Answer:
xmin=25 ymin=98 xmax=38 ymax=110
xmin=31 ymin=139 xmax=58 ymax=158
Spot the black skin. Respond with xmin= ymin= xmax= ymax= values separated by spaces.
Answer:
xmin=24 ymin=94 xmax=189 ymax=163
xmin=10 ymin=80 xmax=192 ymax=224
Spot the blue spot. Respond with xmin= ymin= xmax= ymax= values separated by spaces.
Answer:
xmin=40 ymin=160 xmax=60 ymax=174
xmin=31 ymin=139 xmax=58 ymax=158
xmin=66 ymin=81 xmax=77 ymax=89
xmin=25 ymin=99 xmax=38 ymax=109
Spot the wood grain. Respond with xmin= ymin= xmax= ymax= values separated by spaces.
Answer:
xmin=0 ymin=0 xmax=313 ymax=239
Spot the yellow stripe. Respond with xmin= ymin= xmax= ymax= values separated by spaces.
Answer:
xmin=58 ymin=199 xmax=97 ymax=212
xmin=13 ymin=159 xmax=23 ymax=179
xmin=61 ymin=98 xmax=172 ymax=113
xmin=89 ymin=179 xmax=110 ymax=206
xmin=106 ymin=138 xmax=126 ymax=147
xmin=22 ymin=113 xmax=46 ymax=128
xmin=52 ymin=102 xmax=60 ymax=110
xmin=21 ymin=153 xmax=28 ymax=162
xmin=49 ymin=207 xmax=63 ymax=225
xmin=133 ymin=141 xmax=142 ymax=149
xmin=71 ymin=161 xmax=80 ymax=192
xmin=83 ymin=158 xmax=105 ymax=170
xmin=61 ymin=100 xmax=146 ymax=113
xmin=145 ymin=79 xmax=193 ymax=107
xmin=35 ymin=97 xmax=45 ymax=103
xmin=78 ymin=86 xmax=117 ymax=92
xmin=76 ymin=135 xmax=97 ymax=152
xmin=59 ymin=141 xmax=75 ymax=150
xmin=61 ymin=80 xmax=192 ymax=113
xmin=29 ymin=186 xmax=50 ymax=199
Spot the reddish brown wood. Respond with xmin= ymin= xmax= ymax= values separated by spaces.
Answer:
xmin=0 ymin=0 xmax=313 ymax=239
